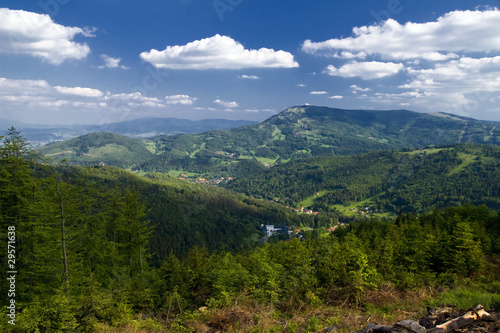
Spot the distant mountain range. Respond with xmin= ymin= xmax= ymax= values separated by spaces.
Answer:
xmin=1 ymin=117 xmax=257 ymax=146
xmin=35 ymin=105 xmax=500 ymax=173
xmin=36 ymin=132 xmax=154 ymax=169
xmin=136 ymin=105 xmax=500 ymax=175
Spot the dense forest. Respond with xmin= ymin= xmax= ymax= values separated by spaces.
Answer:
xmin=1 ymin=127 xmax=500 ymax=332
xmin=227 ymin=144 xmax=500 ymax=214
xmin=136 ymin=106 xmax=500 ymax=176
xmin=37 ymin=132 xmax=155 ymax=169
xmin=37 ymin=106 xmax=500 ymax=180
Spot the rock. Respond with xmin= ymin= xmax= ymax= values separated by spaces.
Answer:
xmin=420 ymin=306 xmax=456 ymax=328
xmin=320 ymin=327 xmax=335 ymax=332
xmin=356 ymin=324 xmax=393 ymax=332
xmin=391 ymin=320 xmax=426 ymax=333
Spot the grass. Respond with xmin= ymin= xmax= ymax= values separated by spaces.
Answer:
xmin=404 ymin=147 xmax=445 ymax=155
xmin=255 ymin=157 xmax=278 ymax=165
xmin=297 ymin=190 xmax=395 ymax=219
xmin=329 ymin=193 xmax=395 ymax=219
xmin=166 ymin=170 xmax=202 ymax=178
xmin=448 ymin=153 xmax=476 ymax=175
xmin=143 ymin=140 xmax=160 ymax=154
xmin=298 ymin=191 xmax=327 ymax=209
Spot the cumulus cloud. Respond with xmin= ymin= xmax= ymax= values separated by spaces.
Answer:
xmin=213 ymin=98 xmax=239 ymax=108
xmin=0 ymin=77 xmax=179 ymax=117
xmin=350 ymin=85 xmax=371 ymax=93
xmin=400 ymin=56 xmax=500 ymax=108
xmin=300 ymin=9 xmax=500 ymax=118
xmin=165 ymin=94 xmax=197 ymax=105
xmin=296 ymin=83 xmax=306 ymax=87
xmin=55 ymin=86 xmax=104 ymax=98
xmin=302 ymin=9 xmax=500 ymax=61
xmin=238 ymin=74 xmax=261 ymax=79
xmin=98 ymin=54 xmax=129 ymax=69
xmin=324 ymin=61 xmax=404 ymax=79
xmin=140 ymin=34 xmax=299 ymax=69
xmin=0 ymin=8 xmax=92 ymax=64
xmin=329 ymin=95 xmax=344 ymax=99
xmin=310 ymin=91 xmax=328 ymax=95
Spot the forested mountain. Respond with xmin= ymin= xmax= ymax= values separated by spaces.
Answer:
xmin=1 ymin=127 xmax=500 ymax=332
xmin=1 ymin=126 xmax=499 ymax=331
xmin=227 ymin=144 xmax=500 ymax=215
xmin=36 ymin=132 xmax=155 ymax=169
xmin=6 ymin=117 xmax=257 ymax=146
xmin=139 ymin=105 xmax=500 ymax=176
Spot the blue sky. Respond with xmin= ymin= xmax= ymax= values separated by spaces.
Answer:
xmin=1 ymin=0 xmax=500 ymax=125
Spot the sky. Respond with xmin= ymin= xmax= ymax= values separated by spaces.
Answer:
xmin=1 ymin=0 xmax=500 ymax=125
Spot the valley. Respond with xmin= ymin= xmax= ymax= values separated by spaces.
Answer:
xmin=2 ymin=106 xmax=500 ymax=332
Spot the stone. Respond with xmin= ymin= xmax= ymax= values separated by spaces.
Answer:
xmin=391 ymin=320 xmax=426 ymax=333
xmin=356 ymin=324 xmax=393 ymax=332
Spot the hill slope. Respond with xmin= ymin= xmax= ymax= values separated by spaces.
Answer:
xmin=140 ymin=105 xmax=500 ymax=175
xmin=37 ymin=132 xmax=154 ymax=168
xmin=9 ymin=117 xmax=257 ymax=146
xmin=226 ymin=144 xmax=500 ymax=215
xmin=59 ymin=165 xmax=319 ymax=264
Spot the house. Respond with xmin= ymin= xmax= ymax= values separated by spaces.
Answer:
xmin=262 ymin=224 xmax=278 ymax=237
xmin=262 ymin=223 xmax=292 ymax=237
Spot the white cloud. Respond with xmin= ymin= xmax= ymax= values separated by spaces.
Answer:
xmin=0 ymin=8 xmax=92 ymax=64
xmin=243 ymin=108 xmax=276 ymax=113
xmin=98 ymin=54 xmax=129 ymax=69
xmin=140 ymin=34 xmax=299 ymax=70
xmin=193 ymin=107 xmax=217 ymax=111
xmin=329 ymin=95 xmax=344 ymax=99
xmin=310 ymin=91 xmax=328 ymax=95
xmin=302 ymin=9 xmax=500 ymax=61
xmin=238 ymin=74 xmax=261 ymax=79
xmin=303 ymin=9 xmax=500 ymax=117
xmin=296 ymin=83 xmax=306 ymax=87
xmin=213 ymin=98 xmax=238 ymax=108
xmin=332 ymin=51 xmax=367 ymax=59
xmin=165 ymin=94 xmax=197 ymax=105
xmin=0 ymin=77 xmax=170 ymax=117
xmin=104 ymin=92 xmax=165 ymax=107
xmin=398 ymin=56 xmax=500 ymax=109
xmin=350 ymin=85 xmax=371 ymax=92
xmin=324 ymin=61 xmax=404 ymax=79
xmin=55 ymin=86 xmax=104 ymax=98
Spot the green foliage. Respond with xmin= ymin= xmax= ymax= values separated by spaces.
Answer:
xmin=17 ymin=291 xmax=77 ymax=333
xmin=2 ymin=127 xmax=500 ymax=331
xmin=430 ymin=287 xmax=500 ymax=310
xmin=228 ymin=144 xmax=500 ymax=214
xmin=37 ymin=131 xmax=154 ymax=168
xmin=138 ymin=106 xmax=500 ymax=176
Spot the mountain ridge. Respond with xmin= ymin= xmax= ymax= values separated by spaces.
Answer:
xmin=138 ymin=105 xmax=500 ymax=175
xmin=7 ymin=117 xmax=258 ymax=146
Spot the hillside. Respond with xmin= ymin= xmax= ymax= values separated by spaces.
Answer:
xmin=2 ymin=120 xmax=500 ymax=333
xmin=37 ymin=132 xmax=154 ymax=168
xmin=226 ymin=144 xmax=500 ymax=216
xmin=139 ymin=105 xmax=500 ymax=176
xmin=73 ymin=166 xmax=319 ymax=264
xmin=6 ymin=117 xmax=257 ymax=146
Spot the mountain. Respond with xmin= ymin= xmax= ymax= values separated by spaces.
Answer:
xmin=138 ymin=105 xmax=500 ymax=176
xmin=96 ymin=117 xmax=257 ymax=137
xmin=36 ymin=132 xmax=155 ymax=169
xmin=7 ymin=117 xmax=257 ymax=146
xmin=226 ymin=144 xmax=500 ymax=216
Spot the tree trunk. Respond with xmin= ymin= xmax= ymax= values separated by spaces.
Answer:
xmin=56 ymin=180 xmax=69 ymax=295
xmin=428 ymin=305 xmax=491 ymax=333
